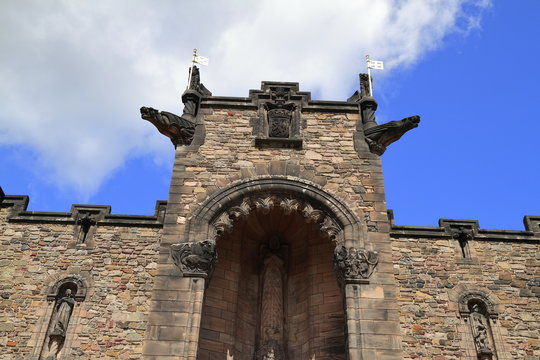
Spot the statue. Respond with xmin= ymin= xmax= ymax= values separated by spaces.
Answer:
xmin=42 ymin=289 xmax=75 ymax=360
xmin=470 ymin=303 xmax=493 ymax=357
xmin=255 ymin=237 xmax=286 ymax=360
xmin=141 ymin=66 xmax=211 ymax=146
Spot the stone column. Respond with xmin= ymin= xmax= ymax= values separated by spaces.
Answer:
xmin=334 ymin=243 xmax=402 ymax=360
xmin=143 ymin=240 xmax=216 ymax=360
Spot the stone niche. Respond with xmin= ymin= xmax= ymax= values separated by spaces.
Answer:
xmin=197 ymin=203 xmax=346 ymax=359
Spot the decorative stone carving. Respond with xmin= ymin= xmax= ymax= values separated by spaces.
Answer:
xmin=364 ymin=115 xmax=420 ymax=155
xmin=469 ymin=303 xmax=494 ymax=359
xmin=320 ymin=216 xmax=341 ymax=242
xmin=210 ymin=195 xmax=343 ymax=243
xmin=252 ymin=83 xmax=306 ymax=148
xmin=141 ymin=66 xmax=211 ymax=146
xmin=255 ymin=196 xmax=275 ymax=214
xmin=263 ymin=87 xmax=296 ymax=138
xmin=333 ymin=245 xmax=378 ymax=284
xmin=256 ymin=237 xmax=287 ymax=360
xmin=42 ymin=288 xmax=75 ymax=360
xmin=359 ymin=73 xmax=372 ymax=100
xmin=228 ymin=199 xmax=251 ymax=220
xmin=214 ymin=212 xmax=233 ymax=236
xmin=170 ymin=240 xmax=217 ymax=277
xmin=255 ymin=339 xmax=285 ymax=360
xmin=451 ymin=225 xmax=474 ymax=258
xmin=302 ymin=203 xmax=323 ymax=224
xmin=353 ymin=73 xmax=420 ymax=155
xmin=76 ymin=213 xmax=96 ymax=244
xmin=279 ymin=198 xmax=300 ymax=215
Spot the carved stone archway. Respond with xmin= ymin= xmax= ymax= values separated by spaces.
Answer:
xmin=164 ymin=176 xmax=374 ymax=359
xmin=183 ymin=176 xmax=365 ymax=247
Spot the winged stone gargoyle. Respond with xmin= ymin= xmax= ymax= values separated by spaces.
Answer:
xmin=140 ymin=66 xmax=211 ymax=146
xmin=354 ymin=73 xmax=420 ymax=155
xmin=140 ymin=107 xmax=196 ymax=146
xmin=364 ymin=115 xmax=420 ymax=155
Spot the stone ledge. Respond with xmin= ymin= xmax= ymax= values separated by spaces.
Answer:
xmin=388 ymin=209 xmax=540 ymax=242
xmin=2 ymin=195 xmax=166 ymax=227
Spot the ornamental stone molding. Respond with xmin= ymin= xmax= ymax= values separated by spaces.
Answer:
xmin=333 ymin=245 xmax=378 ymax=285
xmin=211 ymin=195 xmax=343 ymax=243
xmin=170 ymin=240 xmax=217 ymax=278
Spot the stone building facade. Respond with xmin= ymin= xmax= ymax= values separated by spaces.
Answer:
xmin=0 ymin=70 xmax=539 ymax=359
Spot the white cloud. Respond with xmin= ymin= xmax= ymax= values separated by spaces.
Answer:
xmin=0 ymin=0 xmax=491 ymax=198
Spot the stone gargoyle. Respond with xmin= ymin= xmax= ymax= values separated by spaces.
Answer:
xmin=140 ymin=107 xmax=196 ymax=146
xmin=141 ymin=66 xmax=211 ymax=146
xmin=364 ymin=115 xmax=420 ymax=155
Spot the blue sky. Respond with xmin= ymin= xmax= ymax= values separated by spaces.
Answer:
xmin=1 ymin=1 xmax=538 ymax=230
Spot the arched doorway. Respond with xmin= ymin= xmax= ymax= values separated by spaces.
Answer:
xmin=197 ymin=198 xmax=346 ymax=359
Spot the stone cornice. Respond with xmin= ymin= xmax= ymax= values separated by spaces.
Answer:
xmin=388 ymin=210 xmax=540 ymax=243
xmin=2 ymin=195 xmax=166 ymax=228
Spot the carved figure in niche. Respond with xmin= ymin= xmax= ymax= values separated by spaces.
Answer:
xmin=170 ymin=240 xmax=217 ymax=277
xmin=42 ymin=288 xmax=75 ymax=360
xmin=256 ymin=236 xmax=286 ymax=360
xmin=264 ymin=87 xmax=296 ymax=138
xmin=141 ymin=66 xmax=211 ymax=146
xmin=469 ymin=303 xmax=493 ymax=357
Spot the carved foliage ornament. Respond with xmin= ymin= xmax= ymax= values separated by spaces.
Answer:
xmin=333 ymin=245 xmax=378 ymax=284
xmin=212 ymin=196 xmax=342 ymax=242
xmin=170 ymin=240 xmax=217 ymax=277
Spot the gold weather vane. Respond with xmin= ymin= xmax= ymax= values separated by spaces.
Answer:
xmin=365 ymin=55 xmax=384 ymax=97
xmin=187 ymin=48 xmax=209 ymax=89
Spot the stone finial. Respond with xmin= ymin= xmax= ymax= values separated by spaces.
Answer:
xmin=333 ymin=245 xmax=378 ymax=285
xmin=170 ymin=240 xmax=217 ymax=278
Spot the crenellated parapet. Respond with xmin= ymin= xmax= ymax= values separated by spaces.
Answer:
xmin=1 ymin=195 xmax=167 ymax=227
xmin=388 ymin=209 xmax=540 ymax=242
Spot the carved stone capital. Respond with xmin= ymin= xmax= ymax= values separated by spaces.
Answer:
xmin=170 ymin=240 xmax=217 ymax=278
xmin=333 ymin=245 xmax=378 ymax=285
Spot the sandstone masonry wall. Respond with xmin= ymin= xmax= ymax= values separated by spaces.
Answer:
xmin=145 ymin=83 xmax=403 ymax=359
xmin=392 ymin=232 xmax=540 ymax=359
xmin=0 ymin=203 xmax=162 ymax=360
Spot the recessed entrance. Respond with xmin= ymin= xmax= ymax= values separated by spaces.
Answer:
xmin=197 ymin=205 xmax=346 ymax=359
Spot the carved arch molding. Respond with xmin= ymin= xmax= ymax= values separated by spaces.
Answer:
xmin=171 ymin=177 xmax=380 ymax=282
xmin=212 ymin=194 xmax=343 ymax=242
xmin=184 ymin=176 xmax=364 ymax=244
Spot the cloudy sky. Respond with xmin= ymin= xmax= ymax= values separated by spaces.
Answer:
xmin=1 ymin=0 xmax=539 ymax=230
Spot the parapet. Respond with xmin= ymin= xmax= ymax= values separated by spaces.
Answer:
xmin=388 ymin=209 xmax=540 ymax=242
xmin=1 ymin=194 xmax=167 ymax=228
